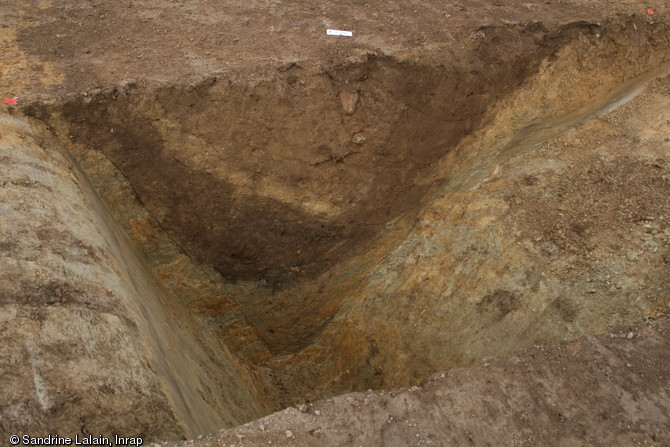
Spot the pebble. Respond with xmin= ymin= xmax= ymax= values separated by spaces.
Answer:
xmin=339 ymin=91 xmax=359 ymax=114
xmin=352 ymin=133 xmax=366 ymax=145
xmin=286 ymin=430 xmax=294 ymax=438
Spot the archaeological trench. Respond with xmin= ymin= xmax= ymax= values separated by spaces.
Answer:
xmin=1 ymin=0 xmax=670 ymax=446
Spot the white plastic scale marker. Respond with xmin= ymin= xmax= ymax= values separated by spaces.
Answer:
xmin=327 ymin=29 xmax=353 ymax=37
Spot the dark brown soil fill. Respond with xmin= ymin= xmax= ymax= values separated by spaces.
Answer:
xmin=29 ymin=50 xmax=552 ymax=283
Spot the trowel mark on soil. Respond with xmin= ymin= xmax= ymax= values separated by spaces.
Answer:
xmin=26 ymin=346 xmax=53 ymax=411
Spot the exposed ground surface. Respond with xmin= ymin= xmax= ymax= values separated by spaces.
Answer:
xmin=158 ymin=316 xmax=670 ymax=447
xmin=1 ymin=0 xmax=670 ymax=445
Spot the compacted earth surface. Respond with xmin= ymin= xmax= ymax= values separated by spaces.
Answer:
xmin=1 ymin=0 xmax=669 ymax=445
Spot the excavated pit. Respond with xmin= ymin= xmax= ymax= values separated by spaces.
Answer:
xmin=19 ymin=14 xmax=670 ymax=437
xmin=40 ymin=54 xmax=544 ymax=283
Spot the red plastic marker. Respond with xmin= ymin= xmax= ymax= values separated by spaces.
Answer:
xmin=4 ymin=97 xmax=17 ymax=106
xmin=647 ymin=8 xmax=655 ymax=14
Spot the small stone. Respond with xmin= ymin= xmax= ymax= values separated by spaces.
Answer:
xmin=626 ymin=251 xmax=638 ymax=262
xmin=297 ymin=404 xmax=308 ymax=412
xmin=314 ymin=409 xmax=321 ymax=416
xmin=627 ymin=332 xmax=634 ymax=339
xmin=352 ymin=133 xmax=366 ymax=145
xmin=286 ymin=430 xmax=294 ymax=438
xmin=119 ymin=79 xmax=137 ymax=89
xmin=586 ymin=289 xmax=596 ymax=294
xmin=339 ymin=91 xmax=359 ymax=114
